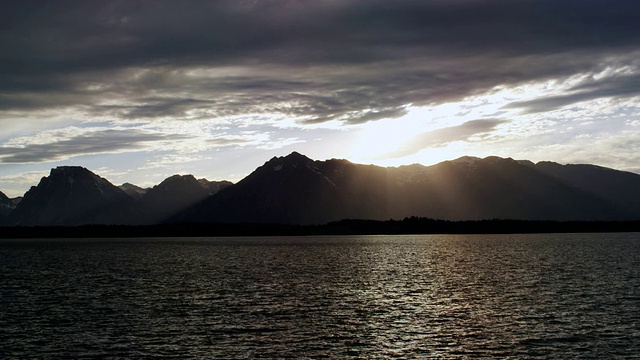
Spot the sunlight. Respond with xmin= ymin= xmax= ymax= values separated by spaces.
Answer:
xmin=348 ymin=117 xmax=421 ymax=162
xmin=346 ymin=82 xmax=560 ymax=166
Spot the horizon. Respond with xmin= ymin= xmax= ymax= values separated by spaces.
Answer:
xmin=0 ymin=151 xmax=631 ymax=198
xmin=2 ymin=151 xmax=517 ymax=197
xmin=2 ymin=1 xmax=640 ymax=197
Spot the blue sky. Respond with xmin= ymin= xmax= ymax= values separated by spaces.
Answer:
xmin=1 ymin=0 xmax=640 ymax=197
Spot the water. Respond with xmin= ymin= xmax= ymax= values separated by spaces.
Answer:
xmin=1 ymin=234 xmax=639 ymax=358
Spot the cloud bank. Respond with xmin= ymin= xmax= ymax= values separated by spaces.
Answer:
xmin=2 ymin=0 xmax=639 ymax=129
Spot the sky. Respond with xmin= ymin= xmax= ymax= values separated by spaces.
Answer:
xmin=1 ymin=0 xmax=640 ymax=197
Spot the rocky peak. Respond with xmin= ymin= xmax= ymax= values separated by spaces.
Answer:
xmin=7 ymin=166 xmax=132 ymax=226
xmin=46 ymin=166 xmax=115 ymax=192
xmin=153 ymin=174 xmax=203 ymax=193
xmin=268 ymin=151 xmax=314 ymax=170
xmin=50 ymin=166 xmax=98 ymax=180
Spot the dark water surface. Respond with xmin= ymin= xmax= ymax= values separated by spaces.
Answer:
xmin=2 ymin=233 xmax=640 ymax=358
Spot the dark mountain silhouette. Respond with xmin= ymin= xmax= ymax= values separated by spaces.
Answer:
xmin=199 ymin=178 xmax=234 ymax=194
xmin=171 ymin=152 xmax=640 ymax=224
xmin=7 ymin=166 xmax=134 ymax=226
xmin=531 ymin=162 xmax=640 ymax=217
xmin=3 ymin=153 xmax=640 ymax=227
xmin=409 ymin=156 xmax=638 ymax=221
xmin=119 ymin=183 xmax=148 ymax=200
xmin=127 ymin=175 xmax=232 ymax=224
xmin=0 ymin=191 xmax=15 ymax=220
xmin=3 ymin=169 xmax=233 ymax=226
xmin=172 ymin=152 xmax=359 ymax=224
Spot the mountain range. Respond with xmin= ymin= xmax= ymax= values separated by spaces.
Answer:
xmin=1 ymin=167 xmax=230 ymax=226
xmin=2 ymin=152 xmax=640 ymax=227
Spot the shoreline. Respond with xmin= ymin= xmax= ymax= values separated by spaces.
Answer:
xmin=2 ymin=218 xmax=640 ymax=239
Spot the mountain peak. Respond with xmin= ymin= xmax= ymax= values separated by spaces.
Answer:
xmin=8 ymin=165 xmax=132 ymax=226
xmin=279 ymin=151 xmax=312 ymax=162
xmin=483 ymin=156 xmax=514 ymax=163
xmin=50 ymin=165 xmax=91 ymax=175
xmin=131 ymin=174 xmax=223 ymax=225
xmin=0 ymin=190 xmax=9 ymax=203
xmin=159 ymin=174 xmax=199 ymax=185
xmin=265 ymin=151 xmax=316 ymax=172
xmin=450 ymin=156 xmax=482 ymax=166
xmin=48 ymin=166 xmax=108 ymax=185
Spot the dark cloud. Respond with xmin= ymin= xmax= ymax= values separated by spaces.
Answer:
xmin=507 ymin=74 xmax=640 ymax=113
xmin=122 ymin=98 xmax=213 ymax=119
xmin=384 ymin=119 xmax=510 ymax=158
xmin=1 ymin=0 xmax=639 ymax=123
xmin=0 ymin=130 xmax=189 ymax=163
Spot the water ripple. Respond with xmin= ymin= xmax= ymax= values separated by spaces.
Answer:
xmin=1 ymin=234 xmax=640 ymax=358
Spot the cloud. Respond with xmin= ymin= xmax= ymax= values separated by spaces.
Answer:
xmin=121 ymin=98 xmax=214 ymax=119
xmin=0 ymin=120 xmax=308 ymax=164
xmin=1 ymin=0 xmax=639 ymax=127
xmin=138 ymin=153 xmax=214 ymax=171
xmin=508 ymin=129 xmax=640 ymax=174
xmin=384 ymin=119 xmax=509 ymax=158
xmin=506 ymin=73 xmax=640 ymax=113
xmin=208 ymin=137 xmax=252 ymax=147
xmin=0 ymin=129 xmax=189 ymax=163
xmin=0 ymin=170 xmax=50 ymax=197
xmin=208 ymin=133 xmax=304 ymax=150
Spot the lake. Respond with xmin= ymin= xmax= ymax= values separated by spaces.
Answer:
xmin=1 ymin=233 xmax=639 ymax=358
